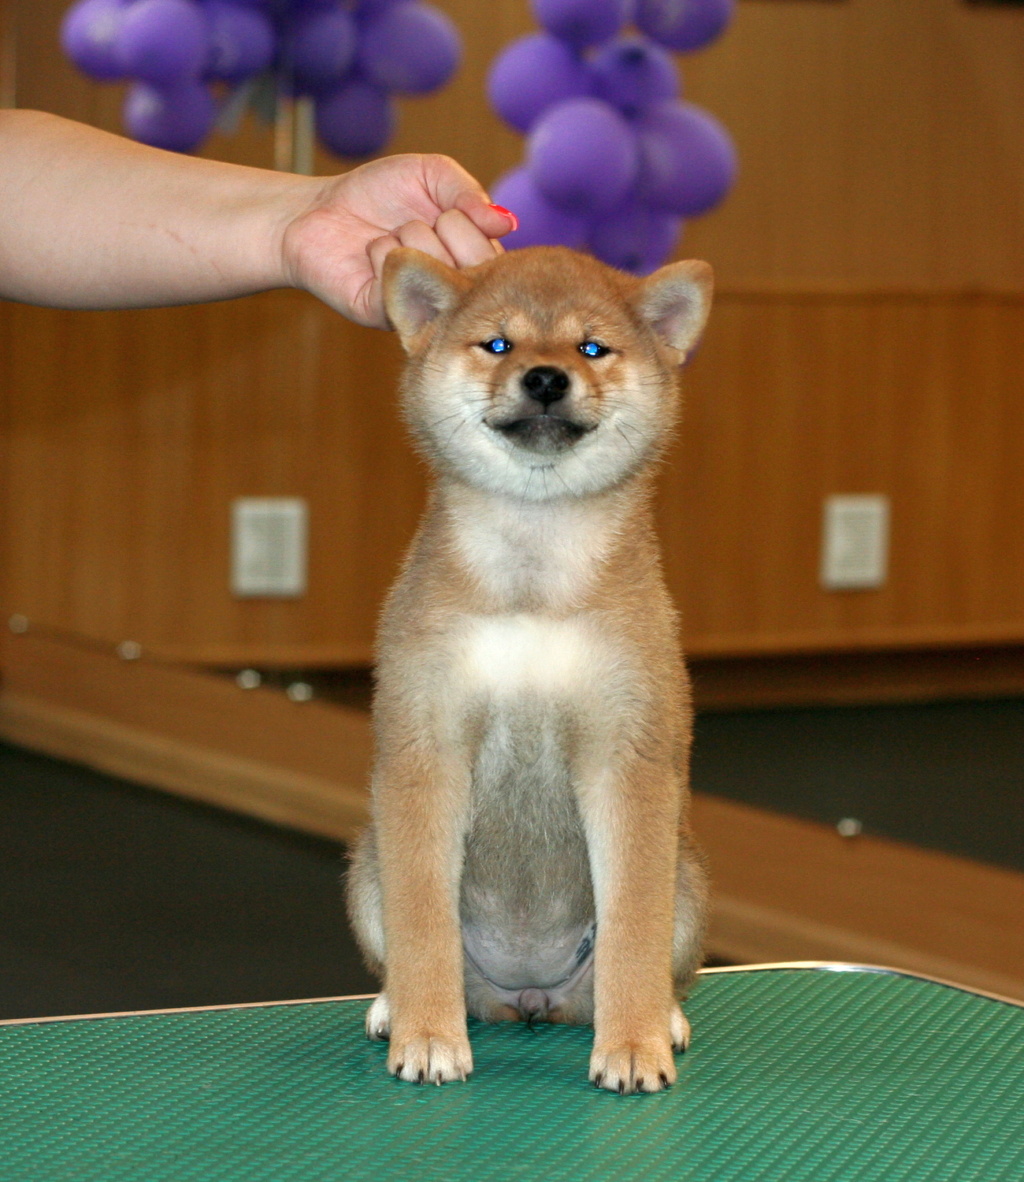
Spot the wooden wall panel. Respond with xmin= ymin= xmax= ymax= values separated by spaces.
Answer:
xmin=2 ymin=296 xmax=423 ymax=663
xmin=3 ymin=0 xmax=1024 ymax=665
xmin=6 ymin=291 xmax=1024 ymax=663
xmin=665 ymin=294 xmax=1024 ymax=656
xmin=0 ymin=2 xmax=15 ymax=109
xmin=682 ymin=0 xmax=1024 ymax=294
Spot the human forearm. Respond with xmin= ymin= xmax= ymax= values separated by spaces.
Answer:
xmin=0 ymin=109 xmax=312 ymax=310
xmin=0 ymin=110 xmax=515 ymax=324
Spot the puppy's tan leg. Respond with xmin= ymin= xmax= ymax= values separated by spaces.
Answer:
xmin=578 ymin=761 xmax=682 ymax=1094
xmin=374 ymin=748 xmax=473 ymax=1085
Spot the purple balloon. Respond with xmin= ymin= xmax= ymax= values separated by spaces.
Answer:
xmin=358 ymin=2 xmax=461 ymax=96
xmin=589 ymin=35 xmax=680 ymax=118
xmin=487 ymin=34 xmax=592 ymax=134
xmin=61 ymin=0 xmax=130 ymax=81
xmin=315 ymin=78 xmax=395 ymax=157
xmin=527 ymin=97 xmax=638 ymax=215
xmin=634 ymin=0 xmax=734 ymax=53
xmin=124 ymin=78 xmax=217 ymax=151
xmin=531 ymin=0 xmax=629 ymax=50
xmin=291 ymin=7 xmax=358 ymax=94
xmin=204 ymin=1 xmax=274 ymax=82
xmin=116 ymin=0 xmax=210 ymax=85
xmin=589 ymin=201 xmax=683 ymax=274
xmin=635 ymin=100 xmax=736 ymax=216
xmin=490 ymin=168 xmax=589 ymax=250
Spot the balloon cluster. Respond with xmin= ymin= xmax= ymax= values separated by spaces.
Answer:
xmin=489 ymin=0 xmax=737 ymax=274
xmin=60 ymin=0 xmax=461 ymax=157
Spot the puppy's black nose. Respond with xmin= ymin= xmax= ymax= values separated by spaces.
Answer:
xmin=521 ymin=365 xmax=570 ymax=407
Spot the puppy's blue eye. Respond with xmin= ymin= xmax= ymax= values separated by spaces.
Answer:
xmin=480 ymin=337 xmax=513 ymax=355
xmin=579 ymin=340 xmax=610 ymax=358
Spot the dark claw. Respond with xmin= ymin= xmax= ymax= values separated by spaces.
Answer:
xmin=618 ymin=1080 xmax=626 ymax=1095
xmin=594 ymin=1072 xmax=604 ymax=1089
xmin=636 ymin=1078 xmax=645 ymax=1090
xmin=416 ymin=1069 xmax=425 ymax=1085
xmin=395 ymin=1062 xmax=404 ymax=1076
xmin=659 ymin=1072 xmax=669 ymax=1088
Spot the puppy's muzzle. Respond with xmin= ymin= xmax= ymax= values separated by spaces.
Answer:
xmin=491 ymin=365 xmax=595 ymax=453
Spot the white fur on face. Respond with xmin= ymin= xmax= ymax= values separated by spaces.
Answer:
xmin=408 ymin=349 xmax=671 ymax=504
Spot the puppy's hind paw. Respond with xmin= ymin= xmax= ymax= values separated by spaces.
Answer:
xmin=388 ymin=1032 xmax=473 ymax=1086
xmin=365 ymin=994 xmax=391 ymax=1041
xmin=670 ymin=1003 xmax=691 ymax=1053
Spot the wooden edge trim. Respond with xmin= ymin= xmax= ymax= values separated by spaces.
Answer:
xmin=93 ymin=634 xmax=1024 ymax=675
xmin=0 ymin=692 xmax=368 ymax=844
xmin=698 ymin=961 xmax=1024 ymax=1010
xmin=712 ymin=288 xmax=1024 ymax=304
xmin=4 ymin=963 xmax=1019 ymax=1030
xmin=0 ymin=995 xmax=378 ymax=1029
xmin=685 ymin=624 xmax=1024 ymax=660
xmin=143 ymin=644 xmax=375 ymax=668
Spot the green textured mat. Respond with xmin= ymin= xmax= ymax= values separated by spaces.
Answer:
xmin=1 ymin=967 xmax=1021 ymax=1181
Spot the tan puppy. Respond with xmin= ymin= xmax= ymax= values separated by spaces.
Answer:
xmin=347 ymin=245 xmax=711 ymax=1094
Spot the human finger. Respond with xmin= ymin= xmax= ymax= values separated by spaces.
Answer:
xmin=433 ymin=208 xmax=503 ymax=268
xmin=394 ymin=219 xmax=458 ymax=266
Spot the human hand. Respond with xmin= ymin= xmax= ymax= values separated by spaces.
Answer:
xmin=280 ymin=153 xmax=517 ymax=328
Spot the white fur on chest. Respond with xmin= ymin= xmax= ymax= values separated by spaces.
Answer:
xmin=459 ymin=615 xmax=605 ymax=701
xmin=449 ymin=494 xmax=616 ymax=609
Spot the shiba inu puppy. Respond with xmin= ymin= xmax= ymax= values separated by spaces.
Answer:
xmin=347 ymin=245 xmax=712 ymax=1094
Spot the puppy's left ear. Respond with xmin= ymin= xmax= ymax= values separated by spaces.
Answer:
xmin=383 ymin=247 xmax=470 ymax=353
xmin=633 ymin=259 xmax=713 ymax=361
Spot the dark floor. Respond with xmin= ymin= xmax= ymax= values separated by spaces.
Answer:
xmin=0 ymin=695 xmax=1021 ymax=1021
xmin=0 ymin=742 xmax=375 ymax=1021
xmin=692 ymin=697 xmax=1024 ymax=874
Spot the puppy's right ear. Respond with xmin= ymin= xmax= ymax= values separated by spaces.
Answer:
xmin=382 ymin=247 xmax=470 ymax=353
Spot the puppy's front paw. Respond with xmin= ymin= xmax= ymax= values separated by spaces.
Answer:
xmin=388 ymin=1031 xmax=473 ymax=1086
xmin=589 ymin=1038 xmax=677 ymax=1095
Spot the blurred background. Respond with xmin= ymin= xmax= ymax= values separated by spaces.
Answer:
xmin=0 ymin=0 xmax=1021 ymax=1018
